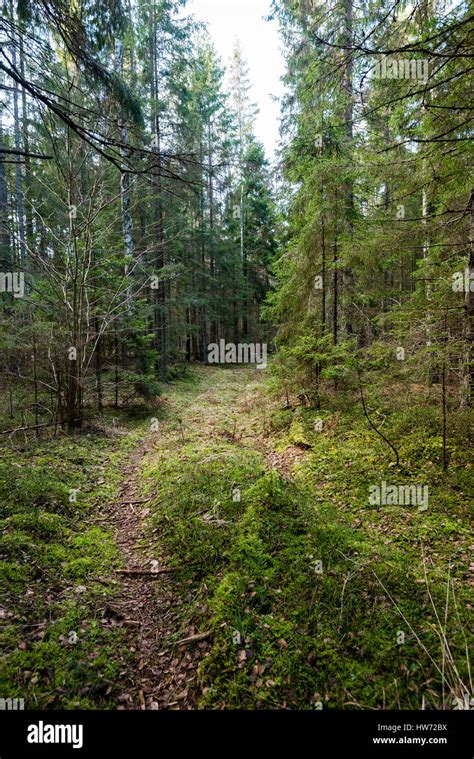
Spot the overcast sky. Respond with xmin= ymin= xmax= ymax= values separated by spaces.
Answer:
xmin=185 ymin=0 xmax=285 ymax=161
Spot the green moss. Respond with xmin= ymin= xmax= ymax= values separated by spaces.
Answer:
xmin=0 ymin=417 xmax=136 ymax=709
xmin=1 ymin=367 xmax=471 ymax=710
xmin=141 ymin=368 xmax=472 ymax=710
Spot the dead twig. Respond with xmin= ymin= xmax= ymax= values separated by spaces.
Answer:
xmin=175 ymin=632 xmax=212 ymax=646
xmin=116 ymin=567 xmax=178 ymax=576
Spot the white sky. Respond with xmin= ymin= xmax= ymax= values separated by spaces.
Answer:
xmin=185 ymin=0 xmax=285 ymax=161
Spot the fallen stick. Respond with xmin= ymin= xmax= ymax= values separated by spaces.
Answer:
xmin=118 ymin=499 xmax=150 ymax=505
xmin=116 ymin=567 xmax=178 ymax=576
xmin=0 ymin=421 xmax=54 ymax=435
xmin=0 ymin=415 xmax=95 ymax=435
xmin=176 ymin=632 xmax=212 ymax=646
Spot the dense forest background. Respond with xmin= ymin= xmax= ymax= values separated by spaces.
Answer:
xmin=0 ymin=0 xmax=472 ymax=436
xmin=1 ymin=0 xmax=277 ymax=429
xmin=0 ymin=0 xmax=472 ymax=713
xmin=267 ymin=0 xmax=473 ymax=445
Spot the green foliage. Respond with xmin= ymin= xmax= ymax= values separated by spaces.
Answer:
xmin=137 ymin=367 xmax=472 ymax=710
xmin=265 ymin=0 xmax=472 ymax=411
xmin=0 ymin=424 xmax=136 ymax=708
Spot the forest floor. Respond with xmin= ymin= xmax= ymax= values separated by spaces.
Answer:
xmin=1 ymin=366 xmax=472 ymax=709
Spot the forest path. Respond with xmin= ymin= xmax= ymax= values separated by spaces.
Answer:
xmin=104 ymin=365 xmax=275 ymax=710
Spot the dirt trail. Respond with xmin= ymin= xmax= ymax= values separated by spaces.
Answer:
xmin=102 ymin=387 xmax=214 ymax=710
xmin=102 ymin=367 xmax=304 ymax=710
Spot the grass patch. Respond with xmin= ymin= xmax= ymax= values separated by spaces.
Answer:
xmin=142 ymin=368 xmax=472 ymax=709
xmin=0 ymin=410 xmax=149 ymax=709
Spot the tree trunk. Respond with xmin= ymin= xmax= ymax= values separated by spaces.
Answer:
xmin=342 ymin=0 xmax=354 ymax=337
xmin=11 ymin=5 xmax=26 ymax=267
xmin=150 ymin=7 xmax=167 ymax=380
xmin=461 ymin=187 xmax=474 ymax=406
